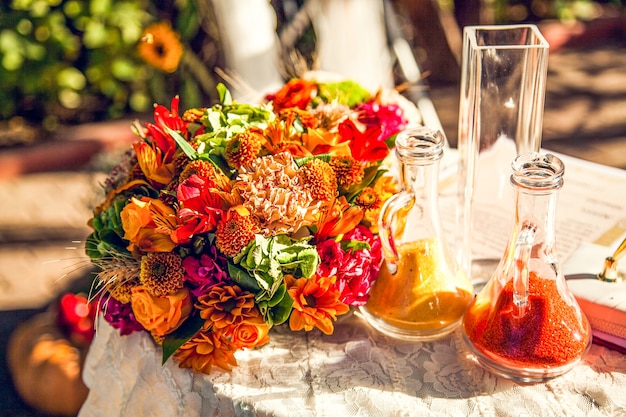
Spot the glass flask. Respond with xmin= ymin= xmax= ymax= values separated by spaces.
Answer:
xmin=462 ymin=152 xmax=592 ymax=382
xmin=360 ymin=126 xmax=474 ymax=340
xmin=456 ymin=25 xmax=549 ymax=284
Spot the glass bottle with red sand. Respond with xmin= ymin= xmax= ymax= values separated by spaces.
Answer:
xmin=360 ymin=126 xmax=474 ymax=340
xmin=462 ymin=152 xmax=591 ymax=382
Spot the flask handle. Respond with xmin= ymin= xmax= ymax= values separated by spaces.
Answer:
xmin=512 ymin=222 xmax=537 ymax=315
xmin=378 ymin=193 xmax=413 ymax=275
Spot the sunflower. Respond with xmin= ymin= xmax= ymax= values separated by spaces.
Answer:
xmin=138 ymin=22 xmax=184 ymax=73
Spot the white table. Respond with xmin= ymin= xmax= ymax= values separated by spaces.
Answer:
xmin=79 ymin=310 xmax=626 ymax=417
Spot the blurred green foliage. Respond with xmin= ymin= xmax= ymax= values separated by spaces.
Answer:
xmin=0 ymin=0 xmax=218 ymax=129
xmin=491 ymin=0 xmax=625 ymax=23
xmin=2 ymin=0 xmax=621 ymax=130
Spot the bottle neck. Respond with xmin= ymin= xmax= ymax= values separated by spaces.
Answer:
xmin=400 ymin=159 xmax=440 ymax=203
xmin=513 ymin=187 xmax=559 ymax=249
xmin=509 ymin=152 xmax=563 ymax=251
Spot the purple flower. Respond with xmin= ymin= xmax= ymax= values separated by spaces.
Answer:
xmin=182 ymin=247 xmax=229 ymax=297
xmin=99 ymin=295 xmax=144 ymax=336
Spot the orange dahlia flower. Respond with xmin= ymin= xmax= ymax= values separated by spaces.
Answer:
xmin=174 ymin=329 xmax=238 ymax=374
xmin=195 ymin=285 xmax=258 ymax=331
xmin=139 ymin=252 xmax=185 ymax=296
xmin=225 ymin=128 xmax=264 ymax=169
xmin=286 ymin=274 xmax=349 ymax=335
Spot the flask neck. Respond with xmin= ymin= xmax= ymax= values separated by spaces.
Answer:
xmin=509 ymin=152 xmax=563 ymax=249
xmin=395 ymin=125 xmax=444 ymax=206
xmin=512 ymin=187 xmax=559 ymax=248
xmin=400 ymin=158 xmax=440 ymax=201
xmin=497 ymin=152 xmax=565 ymax=311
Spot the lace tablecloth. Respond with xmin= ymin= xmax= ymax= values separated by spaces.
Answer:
xmin=79 ymin=311 xmax=626 ymax=417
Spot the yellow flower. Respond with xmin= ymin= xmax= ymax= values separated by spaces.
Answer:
xmin=139 ymin=252 xmax=185 ymax=296
xmin=106 ymin=277 xmax=140 ymax=304
xmin=182 ymin=108 xmax=207 ymax=123
xmin=130 ymin=286 xmax=192 ymax=336
xmin=179 ymin=160 xmax=220 ymax=184
xmin=138 ymin=22 xmax=184 ymax=73
xmin=363 ymin=175 xmax=399 ymax=233
xmin=329 ymin=156 xmax=364 ymax=188
xmin=225 ymin=128 xmax=264 ymax=170
xmin=355 ymin=187 xmax=380 ymax=211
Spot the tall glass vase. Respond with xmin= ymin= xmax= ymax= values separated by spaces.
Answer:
xmin=456 ymin=24 xmax=549 ymax=283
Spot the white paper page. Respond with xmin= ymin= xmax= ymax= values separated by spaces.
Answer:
xmin=438 ymin=148 xmax=626 ymax=264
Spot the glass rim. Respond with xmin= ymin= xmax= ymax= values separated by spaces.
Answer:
xmin=464 ymin=24 xmax=549 ymax=50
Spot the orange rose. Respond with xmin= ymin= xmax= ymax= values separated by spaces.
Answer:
xmin=121 ymin=197 xmax=153 ymax=242
xmin=230 ymin=315 xmax=270 ymax=349
xmin=130 ymin=286 xmax=193 ymax=336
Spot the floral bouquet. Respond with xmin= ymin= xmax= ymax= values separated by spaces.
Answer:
xmin=86 ymin=77 xmax=417 ymax=374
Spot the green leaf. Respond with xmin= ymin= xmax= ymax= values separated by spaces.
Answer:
xmin=268 ymin=292 xmax=294 ymax=325
xmin=164 ymin=125 xmax=197 ymax=160
xmin=162 ymin=313 xmax=204 ymax=365
xmin=316 ymin=80 xmax=370 ymax=107
xmin=228 ymin=262 xmax=260 ymax=291
xmin=294 ymin=153 xmax=331 ymax=167
xmin=217 ymin=83 xmax=232 ymax=105
xmin=295 ymin=247 xmax=320 ymax=278
xmin=267 ymin=283 xmax=287 ymax=307
xmin=341 ymin=239 xmax=371 ymax=252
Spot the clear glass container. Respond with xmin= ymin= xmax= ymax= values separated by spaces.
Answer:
xmin=360 ymin=126 xmax=474 ymax=340
xmin=462 ymin=152 xmax=592 ymax=382
xmin=456 ymin=25 xmax=550 ymax=284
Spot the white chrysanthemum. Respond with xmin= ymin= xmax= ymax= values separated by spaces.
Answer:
xmin=236 ymin=152 xmax=322 ymax=235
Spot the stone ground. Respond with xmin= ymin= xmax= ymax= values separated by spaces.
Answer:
xmin=1 ymin=35 xmax=625 ymax=416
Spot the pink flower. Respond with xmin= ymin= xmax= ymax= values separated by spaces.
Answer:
xmin=182 ymin=247 xmax=230 ymax=297
xmin=356 ymin=100 xmax=408 ymax=142
xmin=317 ymin=225 xmax=382 ymax=306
